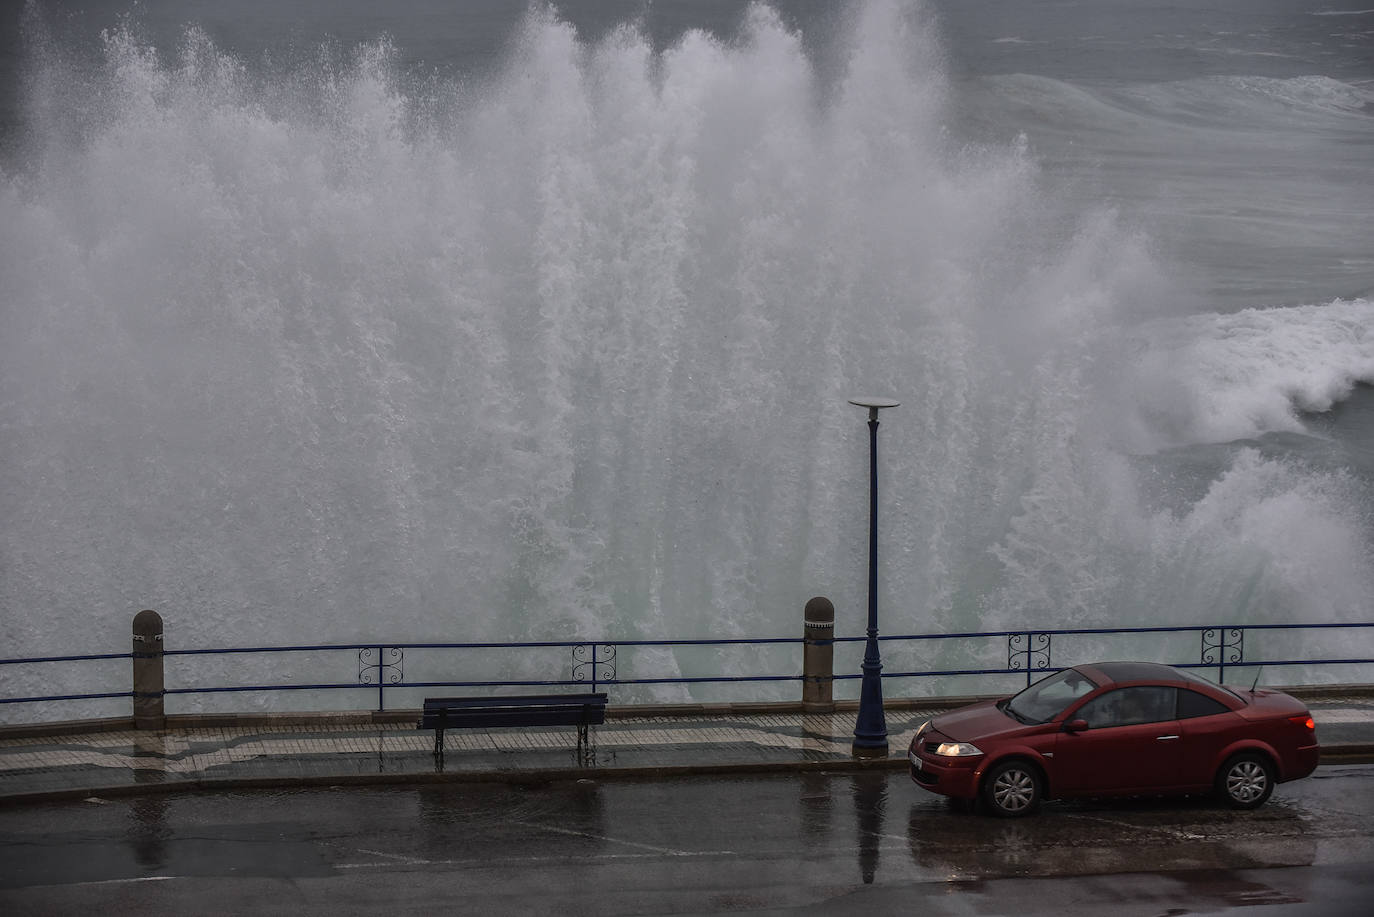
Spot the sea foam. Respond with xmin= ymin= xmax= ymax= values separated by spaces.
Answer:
xmin=1 ymin=2 xmax=1370 ymax=715
xmin=1125 ymin=299 xmax=1374 ymax=450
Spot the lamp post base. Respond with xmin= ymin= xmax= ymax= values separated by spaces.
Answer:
xmin=851 ymin=656 xmax=889 ymax=759
xmin=850 ymin=738 xmax=890 ymax=759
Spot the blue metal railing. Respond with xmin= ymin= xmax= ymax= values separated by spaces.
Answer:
xmin=2 ymin=621 xmax=1373 ymax=712
xmin=0 ymin=651 xmax=137 ymax=705
xmin=861 ymin=622 xmax=1374 ymax=686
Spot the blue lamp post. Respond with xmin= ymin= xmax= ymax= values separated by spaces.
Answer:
xmin=849 ymin=396 xmax=899 ymax=758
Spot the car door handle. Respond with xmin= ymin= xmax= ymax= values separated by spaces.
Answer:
xmin=1155 ymin=735 xmax=1180 ymax=741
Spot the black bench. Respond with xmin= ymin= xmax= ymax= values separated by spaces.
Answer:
xmin=418 ymin=693 xmax=608 ymax=762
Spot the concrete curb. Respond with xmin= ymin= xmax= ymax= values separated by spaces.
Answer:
xmin=0 ymin=756 xmax=912 ymax=807
xmin=1314 ymin=743 xmax=1374 ymax=761
xmin=2 ymin=745 xmax=1369 ymax=809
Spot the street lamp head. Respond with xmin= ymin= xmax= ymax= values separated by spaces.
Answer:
xmin=848 ymin=397 xmax=900 ymax=421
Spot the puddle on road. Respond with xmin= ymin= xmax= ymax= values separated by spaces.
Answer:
xmin=902 ymin=794 xmax=1325 ymax=879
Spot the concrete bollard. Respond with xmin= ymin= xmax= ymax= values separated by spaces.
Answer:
xmin=803 ymin=596 xmax=835 ymax=713
xmin=132 ymin=609 xmax=165 ymax=730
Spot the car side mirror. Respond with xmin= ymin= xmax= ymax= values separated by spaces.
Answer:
xmin=1063 ymin=719 xmax=1089 ymax=733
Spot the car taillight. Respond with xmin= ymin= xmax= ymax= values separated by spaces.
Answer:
xmin=1289 ymin=715 xmax=1315 ymax=731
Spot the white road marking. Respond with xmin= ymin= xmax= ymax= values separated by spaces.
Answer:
xmin=335 ymin=850 xmax=733 ymax=870
xmin=510 ymin=819 xmax=729 ymax=856
xmin=1065 ymin=812 xmax=1207 ymax=840
xmin=352 ymin=847 xmax=433 ymax=865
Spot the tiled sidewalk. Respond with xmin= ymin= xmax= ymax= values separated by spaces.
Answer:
xmin=0 ymin=707 xmax=941 ymax=802
xmin=3 ymin=700 xmax=1372 ymax=804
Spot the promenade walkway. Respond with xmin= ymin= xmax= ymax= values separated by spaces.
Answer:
xmin=4 ymin=692 xmax=1373 ymax=804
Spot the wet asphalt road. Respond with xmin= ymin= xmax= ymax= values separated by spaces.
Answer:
xmin=1 ymin=766 xmax=1371 ymax=916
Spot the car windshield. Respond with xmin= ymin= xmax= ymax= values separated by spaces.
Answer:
xmin=1004 ymin=668 xmax=1100 ymax=724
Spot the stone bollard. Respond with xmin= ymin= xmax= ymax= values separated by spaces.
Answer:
xmin=803 ymin=596 xmax=835 ymax=713
xmin=132 ymin=609 xmax=165 ymax=730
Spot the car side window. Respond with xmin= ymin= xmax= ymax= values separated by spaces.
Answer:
xmin=1076 ymin=686 xmax=1177 ymax=728
xmin=1177 ymin=688 xmax=1229 ymax=719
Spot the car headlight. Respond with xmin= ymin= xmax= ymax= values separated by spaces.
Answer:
xmin=935 ymin=742 xmax=983 ymax=757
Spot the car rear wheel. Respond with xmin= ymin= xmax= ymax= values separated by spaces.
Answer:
xmin=1216 ymin=753 xmax=1275 ymax=809
xmin=982 ymin=760 xmax=1042 ymax=817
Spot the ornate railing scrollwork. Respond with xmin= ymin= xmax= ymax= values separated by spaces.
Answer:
xmin=359 ymin=646 xmax=403 ymax=711
xmin=1201 ymin=627 xmax=1244 ymax=681
xmin=1008 ymin=632 xmax=1052 ymax=687
xmin=572 ymin=643 xmax=616 ymax=692
xmin=358 ymin=646 xmax=404 ymax=685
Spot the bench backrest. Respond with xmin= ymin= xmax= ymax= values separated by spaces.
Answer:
xmin=419 ymin=693 xmax=608 ymax=729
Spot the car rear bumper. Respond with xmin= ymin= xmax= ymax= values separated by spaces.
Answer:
xmin=908 ymin=749 xmax=981 ymax=798
xmin=1284 ymin=743 xmax=1320 ymax=782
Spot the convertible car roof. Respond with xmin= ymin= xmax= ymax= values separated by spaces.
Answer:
xmin=1080 ymin=661 xmax=1185 ymax=684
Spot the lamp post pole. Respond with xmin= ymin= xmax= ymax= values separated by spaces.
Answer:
xmin=849 ymin=397 xmax=899 ymax=758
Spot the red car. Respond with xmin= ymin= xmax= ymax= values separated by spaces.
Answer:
xmin=908 ymin=661 xmax=1319 ymax=817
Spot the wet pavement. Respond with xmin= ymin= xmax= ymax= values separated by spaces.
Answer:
xmin=2 ymin=692 xmax=1373 ymax=803
xmin=2 ymin=767 xmax=1372 ymax=915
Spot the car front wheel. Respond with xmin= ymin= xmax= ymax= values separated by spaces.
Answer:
xmin=982 ymin=760 xmax=1042 ymax=817
xmin=1216 ymin=753 xmax=1275 ymax=809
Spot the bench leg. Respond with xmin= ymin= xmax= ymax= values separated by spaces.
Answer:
xmin=577 ymin=722 xmax=597 ymax=766
xmin=433 ymin=708 xmax=449 ymax=767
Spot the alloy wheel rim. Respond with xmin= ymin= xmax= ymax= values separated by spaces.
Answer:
xmin=993 ymin=769 xmax=1034 ymax=811
xmin=1227 ymin=761 xmax=1267 ymax=802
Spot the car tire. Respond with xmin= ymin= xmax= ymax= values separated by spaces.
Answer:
xmin=981 ymin=759 xmax=1042 ymax=818
xmin=1216 ymin=753 xmax=1275 ymax=809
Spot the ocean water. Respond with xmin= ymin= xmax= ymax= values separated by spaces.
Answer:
xmin=2 ymin=0 xmax=1372 ymax=715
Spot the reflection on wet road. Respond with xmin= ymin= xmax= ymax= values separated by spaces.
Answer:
xmin=1 ymin=765 xmax=1372 ymax=915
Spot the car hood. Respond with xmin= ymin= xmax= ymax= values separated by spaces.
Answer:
xmin=932 ymin=700 xmax=1026 ymax=742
